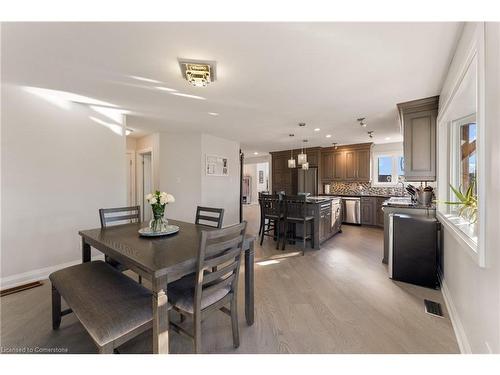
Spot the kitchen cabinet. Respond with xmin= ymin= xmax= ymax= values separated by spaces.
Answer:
xmin=345 ymin=150 xmax=357 ymax=180
xmin=321 ymin=143 xmax=372 ymax=183
xmin=356 ymin=149 xmax=371 ymax=180
xmin=271 ymin=148 xmax=321 ymax=194
xmin=376 ymin=197 xmax=386 ymax=227
xmin=332 ymin=151 xmax=346 ymax=180
xmin=360 ymin=197 xmax=376 ymax=226
xmin=397 ymin=96 xmax=438 ymax=182
xmin=321 ymin=151 xmax=335 ymax=181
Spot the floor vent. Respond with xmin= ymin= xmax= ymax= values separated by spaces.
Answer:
xmin=1 ymin=281 xmax=44 ymax=297
xmin=424 ymin=299 xmax=444 ymax=317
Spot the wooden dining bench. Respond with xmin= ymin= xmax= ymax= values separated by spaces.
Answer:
xmin=50 ymin=260 xmax=164 ymax=354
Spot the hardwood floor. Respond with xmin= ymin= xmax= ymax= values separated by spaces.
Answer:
xmin=0 ymin=207 xmax=459 ymax=353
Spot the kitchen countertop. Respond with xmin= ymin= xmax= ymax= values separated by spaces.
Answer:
xmin=320 ymin=193 xmax=393 ymax=198
xmin=382 ymin=202 xmax=436 ymax=209
xmin=306 ymin=196 xmax=336 ymax=203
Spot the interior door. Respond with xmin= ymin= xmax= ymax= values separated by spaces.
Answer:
xmin=141 ymin=152 xmax=152 ymax=222
xmin=126 ymin=152 xmax=136 ymax=207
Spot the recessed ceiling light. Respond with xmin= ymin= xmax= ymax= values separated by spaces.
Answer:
xmin=208 ymin=112 xmax=219 ymax=116
xmin=130 ymin=75 xmax=162 ymax=84
xmin=385 ymin=137 xmax=391 ymax=140
xmin=253 ymin=152 xmax=259 ymax=155
xmin=314 ymin=128 xmax=320 ymax=132
xmin=170 ymin=92 xmax=206 ymax=100
xmin=156 ymin=86 xmax=177 ymax=92
xmin=325 ymin=134 xmax=332 ymax=138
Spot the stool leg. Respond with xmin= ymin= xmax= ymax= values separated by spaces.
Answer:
xmin=51 ymin=285 xmax=62 ymax=329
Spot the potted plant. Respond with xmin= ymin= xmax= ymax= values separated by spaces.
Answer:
xmin=145 ymin=191 xmax=175 ymax=232
xmin=444 ymin=180 xmax=477 ymax=224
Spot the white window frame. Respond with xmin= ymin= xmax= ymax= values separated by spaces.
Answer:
xmin=436 ymin=23 xmax=485 ymax=267
xmin=371 ymin=151 xmax=404 ymax=187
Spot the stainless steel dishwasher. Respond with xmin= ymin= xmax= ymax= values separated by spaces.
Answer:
xmin=342 ymin=197 xmax=361 ymax=224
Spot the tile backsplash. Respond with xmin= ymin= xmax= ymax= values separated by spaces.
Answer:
xmin=323 ymin=182 xmax=406 ymax=196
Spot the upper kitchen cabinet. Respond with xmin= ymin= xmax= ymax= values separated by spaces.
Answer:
xmin=321 ymin=151 xmax=335 ymax=181
xmin=397 ymin=96 xmax=438 ymax=181
xmin=320 ymin=143 xmax=372 ymax=182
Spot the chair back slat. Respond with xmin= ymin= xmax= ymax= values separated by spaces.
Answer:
xmin=195 ymin=206 xmax=224 ymax=228
xmin=202 ymin=260 xmax=239 ymax=285
xmin=204 ymin=246 xmax=242 ymax=269
xmin=99 ymin=206 xmax=141 ymax=228
xmin=201 ymin=274 xmax=236 ymax=295
xmin=283 ymin=195 xmax=307 ymax=219
xmin=194 ymin=222 xmax=247 ymax=314
xmin=205 ymin=236 xmax=243 ymax=255
xmin=259 ymin=194 xmax=282 ymax=217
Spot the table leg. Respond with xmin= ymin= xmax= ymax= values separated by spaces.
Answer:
xmin=152 ymin=275 xmax=169 ymax=354
xmin=244 ymin=240 xmax=255 ymax=326
xmin=81 ymin=238 xmax=91 ymax=263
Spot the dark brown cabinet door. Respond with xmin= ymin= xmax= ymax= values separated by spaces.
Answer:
xmin=321 ymin=152 xmax=334 ymax=181
xmin=345 ymin=151 xmax=356 ymax=180
xmin=376 ymin=198 xmax=385 ymax=227
xmin=333 ymin=152 xmax=345 ymax=180
xmin=361 ymin=197 xmax=376 ymax=226
xmin=356 ymin=149 xmax=371 ymax=181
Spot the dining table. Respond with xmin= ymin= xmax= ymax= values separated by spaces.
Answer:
xmin=78 ymin=219 xmax=256 ymax=354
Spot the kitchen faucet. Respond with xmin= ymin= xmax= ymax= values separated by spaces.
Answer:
xmin=396 ymin=181 xmax=405 ymax=196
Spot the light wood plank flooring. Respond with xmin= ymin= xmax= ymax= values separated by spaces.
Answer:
xmin=0 ymin=206 xmax=459 ymax=353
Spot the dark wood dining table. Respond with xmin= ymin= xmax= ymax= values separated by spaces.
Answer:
xmin=78 ymin=219 xmax=256 ymax=354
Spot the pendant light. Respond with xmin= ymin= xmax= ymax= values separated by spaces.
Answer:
xmin=300 ymin=139 xmax=309 ymax=169
xmin=297 ymin=139 xmax=308 ymax=166
xmin=287 ymin=134 xmax=296 ymax=168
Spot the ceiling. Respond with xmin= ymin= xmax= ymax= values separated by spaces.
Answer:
xmin=2 ymin=22 xmax=463 ymax=154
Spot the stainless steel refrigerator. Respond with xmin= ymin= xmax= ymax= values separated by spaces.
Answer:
xmin=296 ymin=168 xmax=318 ymax=196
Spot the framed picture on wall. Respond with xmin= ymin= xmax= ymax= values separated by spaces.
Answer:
xmin=206 ymin=154 xmax=229 ymax=176
xmin=258 ymin=170 xmax=264 ymax=184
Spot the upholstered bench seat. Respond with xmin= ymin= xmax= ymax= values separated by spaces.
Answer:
xmin=49 ymin=260 xmax=161 ymax=353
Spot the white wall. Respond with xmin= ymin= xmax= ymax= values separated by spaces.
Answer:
xmin=136 ymin=133 xmax=160 ymax=190
xmin=157 ymin=132 xmax=240 ymax=226
xmin=159 ymin=132 xmax=202 ymax=223
xmin=201 ymin=134 xmax=240 ymax=225
xmin=437 ymin=22 xmax=500 ymax=353
xmin=1 ymin=84 xmax=127 ymax=288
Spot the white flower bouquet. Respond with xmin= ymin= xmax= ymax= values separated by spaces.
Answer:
xmin=145 ymin=190 xmax=175 ymax=232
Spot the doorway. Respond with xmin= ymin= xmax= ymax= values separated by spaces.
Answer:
xmin=137 ymin=150 xmax=153 ymax=222
xmin=242 ymin=156 xmax=270 ymax=235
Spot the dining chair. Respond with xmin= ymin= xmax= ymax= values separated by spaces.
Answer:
xmin=99 ymin=206 xmax=142 ymax=283
xmin=259 ymin=194 xmax=283 ymax=249
xmin=258 ymin=191 xmax=271 ymax=236
xmin=195 ymin=206 xmax=224 ymax=228
xmin=282 ymin=195 xmax=314 ymax=253
xmin=168 ymin=221 xmax=247 ymax=353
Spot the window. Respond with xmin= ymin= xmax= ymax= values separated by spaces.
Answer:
xmin=372 ymin=152 xmax=404 ymax=186
xmin=458 ymin=120 xmax=477 ymax=195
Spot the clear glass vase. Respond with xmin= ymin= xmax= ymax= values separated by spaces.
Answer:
xmin=149 ymin=210 xmax=168 ymax=232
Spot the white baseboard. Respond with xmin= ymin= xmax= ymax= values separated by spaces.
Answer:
xmin=439 ymin=270 xmax=472 ymax=354
xmin=1 ymin=255 xmax=105 ymax=290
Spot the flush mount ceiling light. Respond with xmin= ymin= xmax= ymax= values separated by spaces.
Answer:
xmin=314 ymin=128 xmax=320 ymax=132
xmin=208 ymin=112 xmax=219 ymax=116
xmin=178 ymin=58 xmax=217 ymax=88
xmin=357 ymin=117 xmax=367 ymax=127
xmin=368 ymin=131 xmax=374 ymax=139
xmin=325 ymin=134 xmax=332 ymax=138
xmin=253 ymin=152 xmax=259 ymax=155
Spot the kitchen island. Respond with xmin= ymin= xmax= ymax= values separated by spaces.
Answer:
xmin=300 ymin=196 xmax=342 ymax=249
